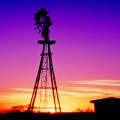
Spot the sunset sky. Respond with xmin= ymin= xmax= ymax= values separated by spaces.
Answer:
xmin=0 ymin=0 xmax=120 ymax=112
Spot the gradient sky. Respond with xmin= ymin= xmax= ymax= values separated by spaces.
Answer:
xmin=0 ymin=0 xmax=120 ymax=112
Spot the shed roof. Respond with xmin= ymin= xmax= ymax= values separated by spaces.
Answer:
xmin=91 ymin=97 xmax=120 ymax=103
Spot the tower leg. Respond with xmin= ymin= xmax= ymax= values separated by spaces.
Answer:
xmin=28 ymin=45 xmax=45 ymax=112
xmin=48 ymin=44 xmax=61 ymax=112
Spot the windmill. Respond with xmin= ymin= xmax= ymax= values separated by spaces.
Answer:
xmin=28 ymin=8 xmax=61 ymax=113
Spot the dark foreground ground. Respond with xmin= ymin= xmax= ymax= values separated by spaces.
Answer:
xmin=0 ymin=112 xmax=95 ymax=120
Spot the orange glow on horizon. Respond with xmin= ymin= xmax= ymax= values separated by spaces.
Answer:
xmin=1 ymin=79 xmax=120 ymax=113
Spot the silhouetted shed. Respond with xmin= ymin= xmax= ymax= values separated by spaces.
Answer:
xmin=91 ymin=97 xmax=120 ymax=120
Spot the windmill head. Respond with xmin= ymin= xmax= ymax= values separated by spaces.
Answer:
xmin=34 ymin=8 xmax=48 ymax=21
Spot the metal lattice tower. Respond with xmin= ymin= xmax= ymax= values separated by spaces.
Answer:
xmin=28 ymin=40 xmax=61 ymax=113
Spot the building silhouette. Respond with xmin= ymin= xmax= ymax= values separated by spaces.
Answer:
xmin=91 ymin=97 xmax=120 ymax=120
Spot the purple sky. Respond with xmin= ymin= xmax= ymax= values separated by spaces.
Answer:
xmin=0 ymin=0 xmax=120 ymax=112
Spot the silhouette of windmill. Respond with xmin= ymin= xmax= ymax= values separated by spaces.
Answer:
xmin=28 ymin=8 xmax=61 ymax=113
